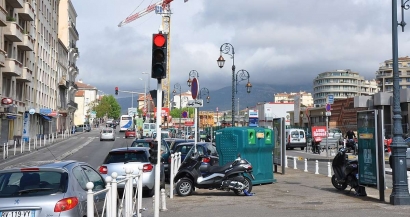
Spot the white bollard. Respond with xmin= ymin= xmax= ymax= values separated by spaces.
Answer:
xmin=327 ymin=162 xmax=332 ymax=177
xmin=48 ymin=134 xmax=51 ymax=144
xmin=104 ymin=176 xmax=112 ymax=216
xmin=6 ymin=142 xmax=9 ymax=158
xmin=138 ymin=165 xmax=143 ymax=217
xmin=20 ymin=140 xmax=22 ymax=153
xmin=343 ymin=139 xmax=346 ymax=149
xmin=13 ymin=140 xmax=16 ymax=155
xmin=52 ymin=134 xmax=54 ymax=143
xmin=285 ymin=155 xmax=288 ymax=168
xmin=39 ymin=137 xmax=42 ymax=147
xmin=29 ymin=139 xmax=31 ymax=152
xmin=304 ymin=158 xmax=308 ymax=172
xmin=160 ymin=189 xmax=167 ymax=211
xmin=2 ymin=143 xmax=5 ymax=159
xmin=111 ymin=172 xmax=118 ymax=217
xmin=293 ymin=157 xmax=297 ymax=169
xmin=124 ymin=168 xmax=133 ymax=217
xmin=169 ymin=154 xmax=175 ymax=199
xmin=86 ymin=182 xmax=94 ymax=217
xmin=315 ymin=160 xmax=319 ymax=174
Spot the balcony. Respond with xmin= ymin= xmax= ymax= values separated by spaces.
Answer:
xmin=59 ymin=76 xmax=69 ymax=89
xmin=0 ymin=49 xmax=5 ymax=67
xmin=5 ymin=0 xmax=23 ymax=8
xmin=16 ymin=2 xmax=34 ymax=21
xmin=67 ymin=100 xmax=78 ymax=109
xmin=0 ymin=5 xmax=7 ymax=26
xmin=16 ymin=34 xmax=34 ymax=51
xmin=4 ymin=22 xmax=23 ymax=42
xmin=68 ymin=21 xmax=79 ymax=39
xmin=16 ymin=67 xmax=32 ymax=82
xmin=3 ymin=59 xmax=23 ymax=76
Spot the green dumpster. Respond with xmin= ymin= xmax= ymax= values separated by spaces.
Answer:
xmin=215 ymin=127 xmax=275 ymax=185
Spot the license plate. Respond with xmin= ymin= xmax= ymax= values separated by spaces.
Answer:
xmin=0 ymin=210 xmax=34 ymax=217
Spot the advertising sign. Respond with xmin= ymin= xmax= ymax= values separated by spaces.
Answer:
xmin=249 ymin=110 xmax=259 ymax=127
xmin=273 ymin=118 xmax=283 ymax=165
xmin=312 ymin=126 xmax=327 ymax=138
xmin=22 ymin=112 xmax=30 ymax=142
xmin=357 ymin=110 xmax=378 ymax=187
xmin=249 ymin=110 xmax=258 ymax=118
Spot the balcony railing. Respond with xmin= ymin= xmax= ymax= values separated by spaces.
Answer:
xmin=3 ymin=59 xmax=23 ymax=76
xmin=67 ymin=100 xmax=78 ymax=109
xmin=16 ymin=67 xmax=32 ymax=82
xmin=69 ymin=21 xmax=79 ymax=38
xmin=16 ymin=2 xmax=34 ymax=21
xmin=0 ymin=5 xmax=7 ymax=26
xmin=70 ymin=81 xmax=78 ymax=90
xmin=4 ymin=21 xmax=24 ymax=42
xmin=6 ymin=0 xmax=23 ymax=8
xmin=59 ymin=77 xmax=69 ymax=89
xmin=16 ymin=34 xmax=34 ymax=51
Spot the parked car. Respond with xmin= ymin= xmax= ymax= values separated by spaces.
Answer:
xmin=0 ymin=160 xmax=107 ymax=216
xmin=100 ymin=128 xmax=115 ymax=141
xmin=125 ymin=128 xmax=136 ymax=139
xmin=171 ymin=142 xmax=219 ymax=173
xmin=285 ymin=128 xmax=307 ymax=150
xmin=76 ymin=124 xmax=91 ymax=132
xmin=166 ymin=138 xmax=195 ymax=153
xmin=389 ymin=137 xmax=410 ymax=170
xmin=130 ymin=139 xmax=171 ymax=179
xmin=151 ymin=130 xmax=171 ymax=139
xmin=98 ymin=147 xmax=165 ymax=196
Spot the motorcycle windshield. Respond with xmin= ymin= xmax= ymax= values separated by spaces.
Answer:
xmin=332 ymin=150 xmax=347 ymax=178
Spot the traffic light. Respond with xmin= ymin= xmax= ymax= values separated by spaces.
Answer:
xmin=149 ymin=90 xmax=164 ymax=107
xmin=115 ymin=87 xmax=118 ymax=95
xmin=151 ymin=33 xmax=167 ymax=79
xmin=164 ymin=116 xmax=167 ymax=122
xmin=143 ymin=115 xmax=146 ymax=122
xmin=148 ymin=141 xmax=158 ymax=164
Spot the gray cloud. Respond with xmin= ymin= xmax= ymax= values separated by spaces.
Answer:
xmin=72 ymin=0 xmax=410 ymax=96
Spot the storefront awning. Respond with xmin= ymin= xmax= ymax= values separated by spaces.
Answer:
xmin=40 ymin=115 xmax=51 ymax=121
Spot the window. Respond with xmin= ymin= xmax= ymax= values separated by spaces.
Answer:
xmin=82 ymin=166 xmax=105 ymax=191
xmin=104 ymin=151 xmax=149 ymax=164
xmin=72 ymin=166 xmax=88 ymax=190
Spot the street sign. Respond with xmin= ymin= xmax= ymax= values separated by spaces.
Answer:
xmin=327 ymin=94 xmax=334 ymax=104
xmin=187 ymin=99 xmax=203 ymax=108
xmin=91 ymin=111 xmax=97 ymax=115
xmin=29 ymin=109 xmax=35 ymax=115
xmin=191 ymin=78 xmax=199 ymax=99
xmin=326 ymin=103 xmax=331 ymax=112
xmin=326 ymin=111 xmax=331 ymax=116
xmin=128 ymin=108 xmax=137 ymax=116
xmin=182 ymin=111 xmax=188 ymax=118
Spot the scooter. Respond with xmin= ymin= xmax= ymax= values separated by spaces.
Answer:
xmin=331 ymin=147 xmax=362 ymax=194
xmin=345 ymin=139 xmax=358 ymax=154
xmin=174 ymin=152 xmax=255 ymax=197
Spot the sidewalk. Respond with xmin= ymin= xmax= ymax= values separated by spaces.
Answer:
xmin=0 ymin=131 xmax=85 ymax=163
xmin=287 ymin=149 xmax=391 ymax=162
xmin=160 ymin=168 xmax=410 ymax=217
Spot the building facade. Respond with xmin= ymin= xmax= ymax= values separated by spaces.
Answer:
xmin=376 ymin=56 xmax=410 ymax=92
xmin=73 ymin=80 xmax=97 ymax=126
xmin=312 ymin=69 xmax=378 ymax=106
xmin=274 ymin=91 xmax=313 ymax=107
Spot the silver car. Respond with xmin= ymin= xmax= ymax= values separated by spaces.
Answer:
xmin=98 ymin=147 xmax=165 ymax=196
xmin=100 ymin=128 xmax=115 ymax=141
xmin=0 ymin=161 xmax=106 ymax=216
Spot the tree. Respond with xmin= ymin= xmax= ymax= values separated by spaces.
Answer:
xmin=170 ymin=107 xmax=195 ymax=118
xmin=94 ymin=95 xmax=121 ymax=119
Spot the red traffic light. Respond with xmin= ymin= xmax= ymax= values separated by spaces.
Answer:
xmin=115 ymin=87 xmax=118 ymax=90
xmin=153 ymin=34 xmax=166 ymax=47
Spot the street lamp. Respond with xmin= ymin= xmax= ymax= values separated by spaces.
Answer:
xmin=390 ymin=0 xmax=410 ymax=205
xmin=197 ymin=87 xmax=210 ymax=141
xmin=187 ymin=70 xmax=199 ymax=87
xmin=217 ymin=43 xmax=252 ymax=127
xmin=173 ymin=83 xmax=182 ymax=133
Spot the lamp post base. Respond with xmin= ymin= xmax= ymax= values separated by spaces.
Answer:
xmin=390 ymin=195 xmax=410 ymax=205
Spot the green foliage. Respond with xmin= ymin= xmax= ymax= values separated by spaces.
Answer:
xmin=170 ymin=107 xmax=195 ymax=118
xmin=93 ymin=95 xmax=121 ymax=119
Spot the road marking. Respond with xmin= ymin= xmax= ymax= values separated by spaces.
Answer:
xmin=58 ymin=138 xmax=95 ymax=160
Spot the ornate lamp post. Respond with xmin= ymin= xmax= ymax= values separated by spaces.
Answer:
xmin=217 ymin=44 xmax=252 ymax=126
xmin=197 ymin=87 xmax=210 ymax=141
xmin=173 ymin=83 xmax=182 ymax=133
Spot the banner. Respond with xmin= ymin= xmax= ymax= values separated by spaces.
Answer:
xmin=273 ymin=118 xmax=284 ymax=165
xmin=22 ymin=112 xmax=30 ymax=142
xmin=312 ymin=126 xmax=327 ymax=138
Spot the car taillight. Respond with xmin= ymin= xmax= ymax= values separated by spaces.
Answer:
xmin=54 ymin=197 xmax=79 ymax=212
xmin=168 ymin=157 xmax=171 ymax=163
xmin=202 ymin=157 xmax=211 ymax=163
xmin=143 ymin=164 xmax=153 ymax=172
xmin=20 ymin=168 xmax=39 ymax=172
xmin=98 ymin=166 xmax=108 ymax=174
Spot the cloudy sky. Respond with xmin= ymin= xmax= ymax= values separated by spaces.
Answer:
xmin=72 ymin=0 xmax=410 ymax=96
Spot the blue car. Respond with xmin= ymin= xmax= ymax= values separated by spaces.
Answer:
xmin=171 ymin=142 xmax=219 ymax=173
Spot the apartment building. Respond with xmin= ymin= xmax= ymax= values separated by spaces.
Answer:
xmin=58 ymin=0 xmax=79 ymax=131
xmin=0 ymin=0 xmax=79 ymax=144
xmin=375 ymin=56 xmax=410 ymax=92
xmin=312 ymin=69 xmax=378 ymax=106
xmin=73 ymin=80 xmax=97 ymax=126
xmin=274 ymin=91 xmax=313 ymax=107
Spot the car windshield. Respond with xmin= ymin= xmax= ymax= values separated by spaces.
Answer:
xmin=0 ymin=171 xmax=67 ymax=197
xmin=131 ymin=141 xmax=150 ymax=147
xmin=103 ymin=151 xmax=148 ymax=163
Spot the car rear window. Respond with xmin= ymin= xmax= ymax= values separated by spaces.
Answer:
xmin=102 ymin=130 xmax=112 ymax=133
xmin=206 ymin=144 xmax=219 ymax=156
xmin=131 ymin=141 xmax=150 ymax=147
xmin=0 ymin=171 xmax=67 ymax=197
xmin=104 ymin=151 xmax=148 ymax=163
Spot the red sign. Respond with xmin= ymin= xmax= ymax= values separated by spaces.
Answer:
xmin=153 ymin=107 xmax=170 ymax=117
xmin=191 ymin=78 xmax=199 ymax=99
xmin=185 ymin=121 xmax=194 ymax=126
xmin=312 ymin=126 xmax=327 ymax=138
xmin=1 ymin=98 xmax=13 ymax=105
xmin=48 ymin=111 xmax=58 ymax=117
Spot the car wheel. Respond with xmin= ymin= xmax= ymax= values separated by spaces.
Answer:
xmin=176 ymin=178 xmax=193 ymax=196
xmin=301 ymin=147 xmax=305 ymax=151
xmin=234 ymin=176 xmax=252 ymax=196
xmin=125 ymin=136 xmax=127 ymax=139
xmin=147 ymin=187 xmax=155 ymax=197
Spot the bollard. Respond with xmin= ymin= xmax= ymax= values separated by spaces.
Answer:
xmin=111 ymin=172 xmax=118 ymax=217
xmin=169 ymin=154 xmax=175 ymax=199
xmin=285 ymin=155 xmax=288 ymax=168
xmin=293 ymin=157 xmax=297 ymax=169
xmin=13 ymin=140 xmax=16 ymax=156
xmin=304 ymin=158 xmax=308 ymax=172
xmin=2 ymin=143 xmax=5 ymax=159
xmin=152 ymin=195 xmax=155 ymax=214
xmin=138 ymin=165 xmax=143 ymax=217
xmin=6 ymin=142 xmax=9 ymax=158
xmin=29 ymin=139 xmax=31 ymax=152
xmin=104 ymin=176 xmax=112 ymax=216
xmin=20 ymin=140 xmax=22 ymax=153
xmin=160 ymin=189 xmax=168 ymax=211
xmin=86 ymin=182 xmax=94 ymax=217
xmin=52 ymin=134 xmax=54 ymax=143
xmin=327 ymin=162 xmax=332 ymax=177
xmin=343 ymin=139 xmax=346 ymax=149
xmin=39 ymin=137 xmax=42 ymax=147
xmin=315 ymin=160 xmax=319 ymax=175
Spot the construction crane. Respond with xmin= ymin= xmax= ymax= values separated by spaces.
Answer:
xmin=118 ymin=0 xmax=188 ymax=109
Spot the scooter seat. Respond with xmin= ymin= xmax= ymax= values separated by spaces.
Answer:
xmin=208 ymin=162 xmax=234 ymax=173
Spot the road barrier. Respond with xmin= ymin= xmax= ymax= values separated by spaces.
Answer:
xmin=169 ymin=152 xmax=182 ymax=199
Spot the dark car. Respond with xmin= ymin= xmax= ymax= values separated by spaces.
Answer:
xmin=166 ymin=138 xmax=195 ymax=153
xmin=171 ymin=142 xmax=219 ymax=173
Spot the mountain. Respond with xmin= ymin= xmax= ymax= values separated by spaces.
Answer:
xmin=117 ymin=83 xmax=313 ymax=114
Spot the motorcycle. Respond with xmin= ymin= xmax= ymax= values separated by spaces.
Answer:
xmin=174 ymin=151 xmax=255 ymax=197
xmin=345 ymin=138 xmax=358 ymax=154
xmin=311 ymin=136 xmax=322 ymax=154
xmin=331 ymin=147 xmax=360 ymax=194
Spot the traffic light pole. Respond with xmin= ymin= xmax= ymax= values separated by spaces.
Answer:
xmin=154 ymin=79 xmax=162 ymax=217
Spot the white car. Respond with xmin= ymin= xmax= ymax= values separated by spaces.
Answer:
xmin=100 ymin=128 xmax=115 ymax=141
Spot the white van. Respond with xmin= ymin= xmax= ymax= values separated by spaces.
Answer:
xmin=285 ymin=128 xmax=307 ymax=150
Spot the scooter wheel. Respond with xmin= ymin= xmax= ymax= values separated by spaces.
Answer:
xmin=331 ymin=175 xmax=347 ymax=191
xmin=234 ymin=176 xmax=252 ymax=196
xmin=176 ymin=178 xmax=193 ymax=196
